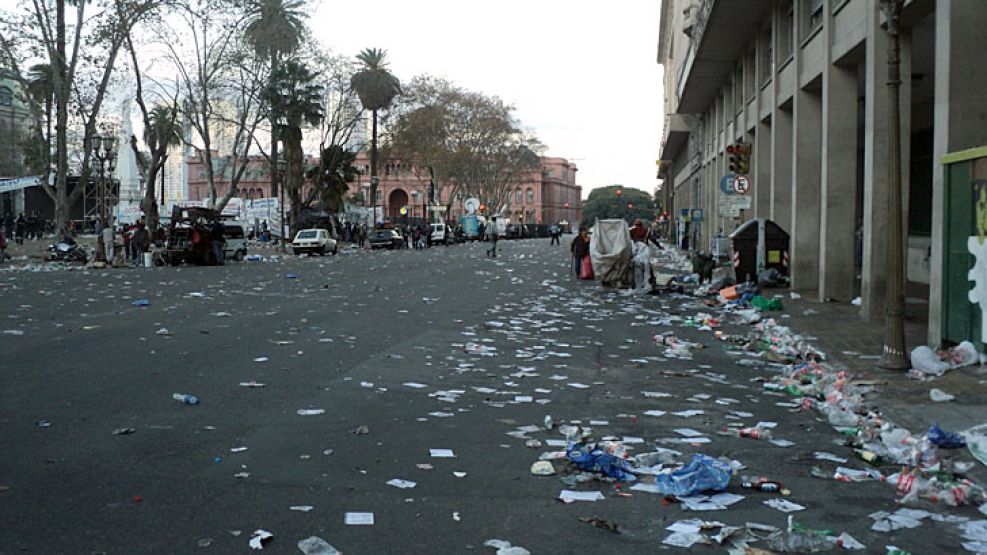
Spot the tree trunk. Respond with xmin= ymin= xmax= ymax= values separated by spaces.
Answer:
xmin=269 ymin=52 xmax=279 ymax=199
xmin=54 ymin=0 xmax=69 ymax=224
xmin=369 ymin=108 xmax=378 ymax=227
xmin=141 ymin=164 xmax=160 ymax=234
xmin=286 ymin=127 xmax=303 ymax=232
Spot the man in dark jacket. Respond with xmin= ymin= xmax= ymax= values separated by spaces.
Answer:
xmin=210 ymin=219 xmax=225 ymax=265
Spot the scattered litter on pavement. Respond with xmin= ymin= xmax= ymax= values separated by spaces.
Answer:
xmin=249 ymin=529 xmax=273 ymax=550
xmin=238 ymin=381 xmax=266 ymax=388
xmin=112 ymin=428 xmax=136 ymax=435
xmin=289 ymin=505 xmax=314 ymax=512
xmin=386 ymin=478 xmax=417 ymax=489
xmin=429 ymin=448 xmax=456 ymax=458
xmin=530 ymin=461 xmax=555 ymax=476
xmin=131 ymin=299 xmax=150 ymax=307
xmin=580 ymin=516 xmax=620 ymax=533
xmin=297 ymin=536 xmax=340 ymax=555
xmin=763 ymin=499 xmax=806 ymax=512
xmin=929 ymin=388 xmax=955 ymax=402
xmin=483 ymin=539 xmax=530 ymax=555
xmin=558 ymin=489 xmax=604 ymax=502
xmin=344 ymin=512 xmax=374 ymax=525
xmin=296 ymin=409 xmax=325 ymax=416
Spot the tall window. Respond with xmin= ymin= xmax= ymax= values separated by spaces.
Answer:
xmin=758 ymin=27 xmax=773 ymax=85
xmin=526 ymin=188 xmax=534 ymax=204
xmin=0 ymin=86 xmax=11 ymax=106
xmin=515 ymin=188 xmax=522 ymax=204
xmin=804 ymin=0 xmax=824 ymax=35
xmin=779 ymin=3 xmax=794 ymax=62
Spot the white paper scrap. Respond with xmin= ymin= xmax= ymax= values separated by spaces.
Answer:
xmin=763 ymin=499 xmax=805 ymax=512
xmin=558 ymin=489 xmax=604 ymax=502
xmin=249 ymin=529 xmax=273 ymax=550
xmin=289 ymin=505 xmax=314 ymax=512
xmin=644 ymin=410 xmax=667 ymax=417
xmin=386 ymin=479 xmax=417 ymax=489
xmin=344 ymin=512 xmax=375 ymax=525
xmin=297 ymin=409 xmax=325 ymax=416
xmin=429 ymin=448 xmax=456 ymax=458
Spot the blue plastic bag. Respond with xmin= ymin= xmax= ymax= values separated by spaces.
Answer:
xmin=566 ymin=443 xmax=635 ymax=481
xmin=654 ymin=454 xmax=733 ymax=496
xmin=928 ymin=421 xmax=966 ymax=448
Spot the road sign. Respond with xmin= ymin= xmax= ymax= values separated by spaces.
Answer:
xmin=719 ymin=173 xmax=736 ymax=195
xmin=719 ymin=194 xmax=752 ymax=217
xmin=732 ymin=174 xmax=751 ymax=195
xmin=464 ymin=198 xmax=480 ymax=214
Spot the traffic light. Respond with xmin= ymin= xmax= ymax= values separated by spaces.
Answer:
xmin=728 ymin=143 xmax=751 ymax=175
xmin=738 ymin=143 xmax=751 ymax=175
xmin=727 ymin=143 xmax=741 ymax=174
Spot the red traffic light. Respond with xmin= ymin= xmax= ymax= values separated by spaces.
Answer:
xmin=615 ymin=188 xmax=622 ymax=197
xmin=726 ymin=144 xmax=736 ymax=154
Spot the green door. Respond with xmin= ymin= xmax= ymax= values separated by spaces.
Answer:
xmin=942 ymin=159 xmax=980 ymax=345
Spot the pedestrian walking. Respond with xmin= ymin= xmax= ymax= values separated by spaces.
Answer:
xmin=210 ymin=219 xmax=225 ymax=265
xmin=570 ymin=227 xmax=590 ymax=277
xmin=485 ymin=217 xmax=499 ymax=258
xmin=549 ymin=223 xmax=560 ymax=245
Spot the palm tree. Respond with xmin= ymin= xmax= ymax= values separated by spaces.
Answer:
xmin=351 ymin=48 xmax=401 ymax=227
xmin=139 ymin=105 xmax=182 ymax=232
xmin=307 ymin=144 xmax=359 ymax=213
xmin=244 ymin=0 xmax=308 ymax=203
xmin=26 ymin=64 xmax=54 ymax=173
xmin=265 ymin=59 xmax=324 ymax=231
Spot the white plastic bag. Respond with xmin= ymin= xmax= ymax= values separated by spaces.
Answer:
xmin=909 ymin=346 xmax=948 ymax=376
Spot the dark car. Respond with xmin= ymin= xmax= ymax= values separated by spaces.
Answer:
xmin=370 ymin=229 xmax=404 ymax=250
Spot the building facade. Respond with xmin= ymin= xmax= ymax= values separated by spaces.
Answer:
xmin=186 ymin=152 xmax=582 ymax=227
xmin=658 ymin=0 xmax=987 ymax=345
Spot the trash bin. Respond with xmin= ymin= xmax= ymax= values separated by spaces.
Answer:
xmin=729 ymin=219 xmax=790 ymax=283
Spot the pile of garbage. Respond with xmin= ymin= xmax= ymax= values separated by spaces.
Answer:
xmin=909 ymin=341 xmax=980 ymax=379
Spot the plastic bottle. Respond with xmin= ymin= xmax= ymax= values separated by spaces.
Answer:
xmin=854 ymin=448 xmax=883 ymax=466
xmin=737 ymin=427 xmax=772 ymax=440
xmin=173 ymin=393 xmax=200 ymax=405
xmin=599 ymin=441 xmax=631 ymax=459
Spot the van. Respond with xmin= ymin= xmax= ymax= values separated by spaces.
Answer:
xmin=430 ymin=223 xmax=451 ymax=245
xmin=223 ymin=223 xmax=248 ymax=261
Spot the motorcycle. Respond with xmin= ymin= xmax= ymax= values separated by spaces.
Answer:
xmin=47 ymin=241 xmax=89 ymax=263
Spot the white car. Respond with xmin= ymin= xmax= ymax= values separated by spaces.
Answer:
xmin=292 ymin=228 xmax=338 ymax=255
xmin=430 ymin=223 xmax=452 ymax=245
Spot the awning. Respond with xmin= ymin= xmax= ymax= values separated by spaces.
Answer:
xmin=0 ymin=175 xmax=44 ymax=194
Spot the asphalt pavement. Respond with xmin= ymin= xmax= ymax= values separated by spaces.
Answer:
xmin=1 ymin=239 xmax=985 ymax=553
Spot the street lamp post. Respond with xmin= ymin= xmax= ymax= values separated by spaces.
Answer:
xmin=277 ymin=158 xmax=287 ymax=252
xmin=879 ymin=0 xmax=909 ymax=370
xmin=91 ymin=133 xmax=118 ymax=262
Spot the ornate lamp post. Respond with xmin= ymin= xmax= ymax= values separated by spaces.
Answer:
xmin=277 ymin=157 xmax=287 ymax=252
xmin=91 ymin=133 xmax=118 ymax=262
xmin=879 ymin=0 xmax=909 ymax=370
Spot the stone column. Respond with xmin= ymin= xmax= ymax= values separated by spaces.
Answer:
xmin=819 ymin=63 xmax=859 ymax=301
xmin=791 ymin=89 xmax=823 ymax=292
xmin=771 ymin=107 xmax=794 ymax=233
xmin=754 ymin=119 xmax=772 ymax=218
xmin=927 ymin=0 xmax=987 ymax=345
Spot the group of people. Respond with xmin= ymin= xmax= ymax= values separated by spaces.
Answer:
xmin=2 ymin=212 xmax=51 ymax=244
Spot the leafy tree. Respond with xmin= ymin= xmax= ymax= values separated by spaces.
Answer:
xmin=244 ymin=0 xmax=308 ymax=200
xmin=305 ymin=144 xmax=358 ymax=213
xmin=580 ymin=185 xmax=655 ymax=226
xmin=351 ymin=47 xmax=400 ymax=224
xmin=265 ymin=58 xmax=324 ymax=230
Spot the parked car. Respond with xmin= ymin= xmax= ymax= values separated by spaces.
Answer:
xmin=223 ymin=223 xmax=248 ymax=261
xmin=430 ymin=223 xmax=452 ymax=245
xmin=370 ymin=228 xmax=405 ymax=250
xmin=292 ymin=228 xmax=338 ymax=255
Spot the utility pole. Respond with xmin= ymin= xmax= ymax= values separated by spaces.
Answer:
xmin=879 ymin=0 xmax=909 ymax=370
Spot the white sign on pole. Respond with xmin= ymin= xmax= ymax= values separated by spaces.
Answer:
xmin=464 ymin=198 xmax=480 ymax=214
xmin=719 ymin=195 xmax=752 ymax=217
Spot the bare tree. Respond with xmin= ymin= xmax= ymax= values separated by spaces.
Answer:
xmin=156 ymin=0 xmax=268 ymax=212
xmin=0 ymin=0 xmax=161 ymax=224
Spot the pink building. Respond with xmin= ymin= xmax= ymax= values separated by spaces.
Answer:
xmin=187 ymin=152 xmax=582 ymax=226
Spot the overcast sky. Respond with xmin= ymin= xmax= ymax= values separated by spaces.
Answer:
xmin=310 ymin=0 xmax=663 ymax=199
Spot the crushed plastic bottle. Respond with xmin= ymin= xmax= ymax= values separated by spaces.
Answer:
xmin=172 ymin=393 xmax=200 ymax=405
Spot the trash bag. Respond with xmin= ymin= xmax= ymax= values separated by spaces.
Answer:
xmin=909 ymin=346 xmax=949 ymax=376
xmin=928 ymin=422 xmax=967 ymax=449
xmin=751 ymin=295 xmax=783 ymax=311
xmin=589 ymin=219 xmax=631 ymax=279
xmin=566 ymin=443 xmax=635 ymax=481
xmin=758 ymin=268 xmax=787 ymax=287
xmin=579 ymin=255 xmax=595 ymax=280
xmin=653 ymin=454 xmax=733 ymax=496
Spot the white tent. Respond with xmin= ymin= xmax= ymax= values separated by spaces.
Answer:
xmin=589 ymin=219 xmax=633 ymax=287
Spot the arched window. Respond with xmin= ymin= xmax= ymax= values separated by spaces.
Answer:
xmin=515 ymin=188 xmax=522 ymax=204
xmin=526 ymin=188 xmax=534 ymax=204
